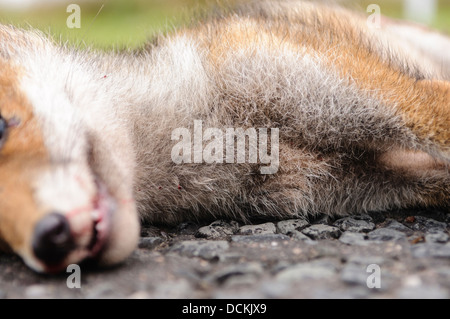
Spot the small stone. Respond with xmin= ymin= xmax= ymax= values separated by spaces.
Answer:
xmin=436 ymin=267 xmax=450 ymax=279
xmin=195 ymin=220 xmax=239 ymax=239
xmin=367 ymin=228 xmax=407 ymax=242
xmin=138 ymin=237 xmax=163 ymax=250
xmin=411 ymin=243 xmax=450 ymax=258
xmin=341 ymin=263 xmax=371 ymax=286
xmin=260 ymin=281 xmax=291 ymax=298
xmin=301 ymin=224 xmax=342 ymax=240
xmin=290 ymin=230 xmax=316 ymax=243
xmin=238 ymin=222 xmax=276 ymax=235
xmin=231 ymin=234 xmax=290 ymax=243
xmin=383 ymin=219 xmax=414 ymax=235
xmin=411 ymin=216 xmax=447 ymax=232
xmin=425 ymin=231 xmax=449 ymax=244
xmin=275 ymin=260 xmax=338 ymax=282
xmin=339 ymin=232 xmax=369 ymax=246
xmin=169 ymin=240 xmax=230 ymax=260
xmin=152 ymin=279 xmax=193 ymax=299
xmin=333 ymin=217 xmax=375 ymax=233
xmin=206 ymin=262 xmax=264 ymax=284
xmin=397 ymin=285 xmax=448 ymax=299
xmin=276 ymin=219 xmax=310 ymax=234
xmin=347 ymin=255 xmax=386 ymax=266
xmin=86 ymin=283 xmax=124 ymax=299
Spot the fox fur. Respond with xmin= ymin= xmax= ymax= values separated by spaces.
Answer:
xmin=0 ymin=0 xmax=448 ymax=273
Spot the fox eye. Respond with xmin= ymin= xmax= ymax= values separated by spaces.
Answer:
xmin=0 ymin=115 xmax=7 ymax=143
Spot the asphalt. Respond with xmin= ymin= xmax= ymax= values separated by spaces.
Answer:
xmin=0 ymin=208 xmax=449 ymax=299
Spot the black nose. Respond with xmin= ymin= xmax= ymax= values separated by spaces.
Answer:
xmin=32 ymin=213 xmax=74 ymax=266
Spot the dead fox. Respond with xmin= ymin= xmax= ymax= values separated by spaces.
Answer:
xmin=0 ymin=0 xmax=448 ymax=273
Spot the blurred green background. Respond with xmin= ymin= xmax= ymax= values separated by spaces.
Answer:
xmin=0 ymin=0 xmax=448 ymax=50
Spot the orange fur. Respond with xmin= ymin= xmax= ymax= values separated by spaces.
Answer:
xmin=195 ymin=7 xmax=449 ymax=152
xmin=0 ymin=57 xmax=48 ymax=252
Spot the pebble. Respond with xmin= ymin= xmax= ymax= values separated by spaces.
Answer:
xmin=195 ymin=220 xmax=239 ymax=239
xmin=169 ymin=240 xmax=230 ymax=260
xmin=290 ymin=230 xmax=316 ymax=243
xmin=425 ymin=231 xmax=449 ymax=244
xmin=138 ymin=237 xmax=163 ymax=250
xmin=151 ymin=279 xmax=193 ymax=299
xmin=339 ymin=232 xmax=370 ymax=246
xmin=301 ymin=224 xmax=342 ymax=240
xmin=411 ymin=243 xmax=450 ymax=258
xmin=346 ymin=255 xmax=386 ymax=266
xmin=333 ymin=217 xmax=375 ymax=233
xmin=276 ymin=219 xmax=310 ymax=234
xmin=340 ymin=263 xmax=371 ymax=286
xmin=86 ymin=283 xmax=124 ymax=299
xmin=410 ymin=216 xmax=447 ymax=232
xmin=238 ymin=222 xmax=276 ymax=235
xmin=382 ymin=219 xmax=414 ymax=235
xmin=341 ymin=256 xmax=392 ymax=291
xmin=275 ymin=259 xmax=338 ymax=282
xmin=206 ymin=263 xmax=264 ymax=284
xmin=231 ymin=234 xmax=290 ymax=243
xmin=367 ymin=228 xmax=407 ymax=242
xmin=260 ymin=281 xmax=291 ymax=298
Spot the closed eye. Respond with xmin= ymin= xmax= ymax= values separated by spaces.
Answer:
xmin=0 ymin=115 xmax=8 ymax=148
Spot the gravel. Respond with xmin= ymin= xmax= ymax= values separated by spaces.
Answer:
xmin=238 ymin=222 xmax=277 ymax=235
xmin=367 ymin=228 xmax=407 ymax=242
xmin=333 ymin=216 xmax=375 ymax=233
xmin=0 ymin=210 xmax=449 ymax=299
xmin=382 ymin=219 xmax=414 ymax=235
xmin=231 ymin=234 xmax=291 ymax=243
xmin=410 ymin=216 xmax=447 ymax=232
xmin=301 ymin=224 xmax=342 ymax=240
xmin=275 ymin=259 xmax=339 ymax=282
xmin=195 ymin=220 xmax=239 ymax=239
xmin=425 ymin=231 xmax=449 ymax=243
xmin=339 ymin=232 xmax=370 ymax=246
xmin=276 ymin=219 xmax=310 ymax=234
xmin=168 ymin=240 xmax=230 ymax=260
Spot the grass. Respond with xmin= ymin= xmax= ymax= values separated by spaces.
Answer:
xmin=0 ymin=0 xmax=204 ymax=50
xmin=358 ymin=0 xmax=450 ymax=32
xmin=0 ymin=0 xmax=448 ymax=50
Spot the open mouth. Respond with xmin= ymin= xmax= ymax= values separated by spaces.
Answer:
xmin=86 ymin=179 xmax=116 ymax=259
xmin=37 ymin=178 xmax=117 ymax=274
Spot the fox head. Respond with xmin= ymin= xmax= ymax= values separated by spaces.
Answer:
xmin=0 ymin=25 xmax=140 ymax=273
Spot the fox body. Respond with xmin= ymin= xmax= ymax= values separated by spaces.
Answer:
xmin=0 ymin=1 xmax=448 ymax=273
